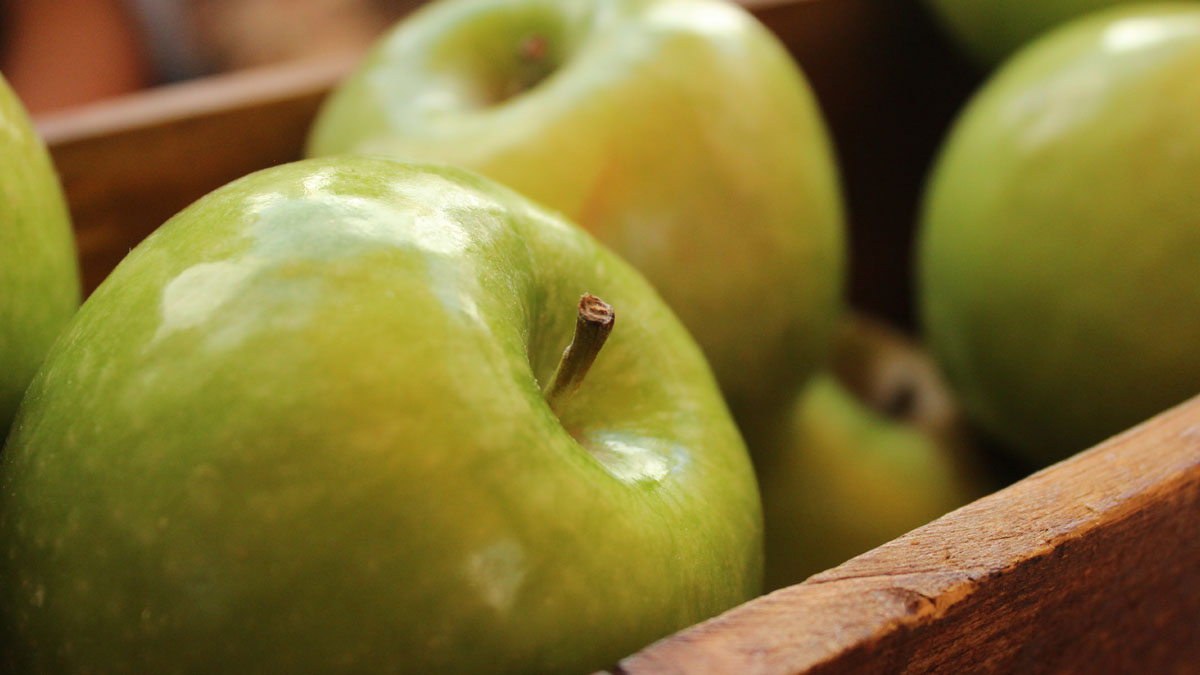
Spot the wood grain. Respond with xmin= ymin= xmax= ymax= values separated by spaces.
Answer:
xmin=612 ymin=395 xmax=1200 ymax=674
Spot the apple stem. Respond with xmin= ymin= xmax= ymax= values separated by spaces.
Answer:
xmin=544 ymin=294 xmax=615 ymax=414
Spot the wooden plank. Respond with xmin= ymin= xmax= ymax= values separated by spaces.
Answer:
xmin=611 ymin=396 xmax=1200 ymax=674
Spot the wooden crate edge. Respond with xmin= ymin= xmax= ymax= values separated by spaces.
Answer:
xmin=613 ymin=396 xmax=1200 ymax=673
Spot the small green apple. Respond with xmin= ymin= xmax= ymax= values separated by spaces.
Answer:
xmin=923 ymin=0 xmax=1162 ymax=65
xmin=306 ymin=0 xmax=846 ymax=411
xmin=919 ymin=5 xmax=1200 ymax=465
xmin=0 ymin=74 xmax=81 ymax=437
xmin=749 ymin=316 xmax=992 ymax=591
xmin=0 ymin=157 xmax=762 ymax=673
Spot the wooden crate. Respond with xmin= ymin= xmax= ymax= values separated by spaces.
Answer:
xmin=32 ymin=0 xmax=1200 ymax=672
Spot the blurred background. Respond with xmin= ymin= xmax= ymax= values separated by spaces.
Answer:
xmin=0 ymin=0 xmax=422 ymax=113
xmin=0 ymin=0 xmax=981 ymax=327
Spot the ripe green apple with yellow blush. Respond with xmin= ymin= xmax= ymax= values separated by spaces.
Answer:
xmin=748 ymin=316 xmax=993 ymax=590
xmin=0 ymin=74 xmax=81 ymax=437
xmin=919 ymin=4 xmax=1200 ymax=466
xmin=923 ymin=0 xmax=1162 ymax=65
xmin=306 ymin=0 xmax=846 ymax=411
xmin=0 ymin=157 xmax=762 ymax=673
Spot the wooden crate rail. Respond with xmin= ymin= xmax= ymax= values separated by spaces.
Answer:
xmin=614 ymin=396 xmax=1200 ymax=673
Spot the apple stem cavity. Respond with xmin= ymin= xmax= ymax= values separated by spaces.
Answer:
xmin=520 ymin=34 xmax=549 ymax=63
xmin=544 ymin=294 xmax=615 ymax=414
xmin=500 ymin=34 xmax=554 ymax=101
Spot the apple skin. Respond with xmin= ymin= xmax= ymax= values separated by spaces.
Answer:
xmin=0 ymin=157 xmax=762 ymax=673
xmin=0 ymin=74 xmax=81 ymax=436
xmin=923 ymin=0 xmax=1160 ymax=65
xmin=306 ymin=0 xmax=846 ymax=411
xmin=749 ymin=317 xmax=992 ymax=590
xmin=919 ymin=5 xmax=1200 ymax=466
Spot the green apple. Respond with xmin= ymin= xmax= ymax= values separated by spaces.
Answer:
xmin=0 ymin=157 xmax=762 ymax=673
xmin=306 ymin=0 xmax=846 ymax=411
xmin=749 ymin=316 xmax=992 ymax=591
xmin=923 ymin=0 xmax=1162 ymax=65
xmin=919 ymin=5 xmax=1200 ymax=466
xmin=0 ymin=74 xmax=81 ymax=437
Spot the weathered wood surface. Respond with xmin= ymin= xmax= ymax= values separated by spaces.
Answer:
xmin=613 ymin=396 xmax=1200 ymax=674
